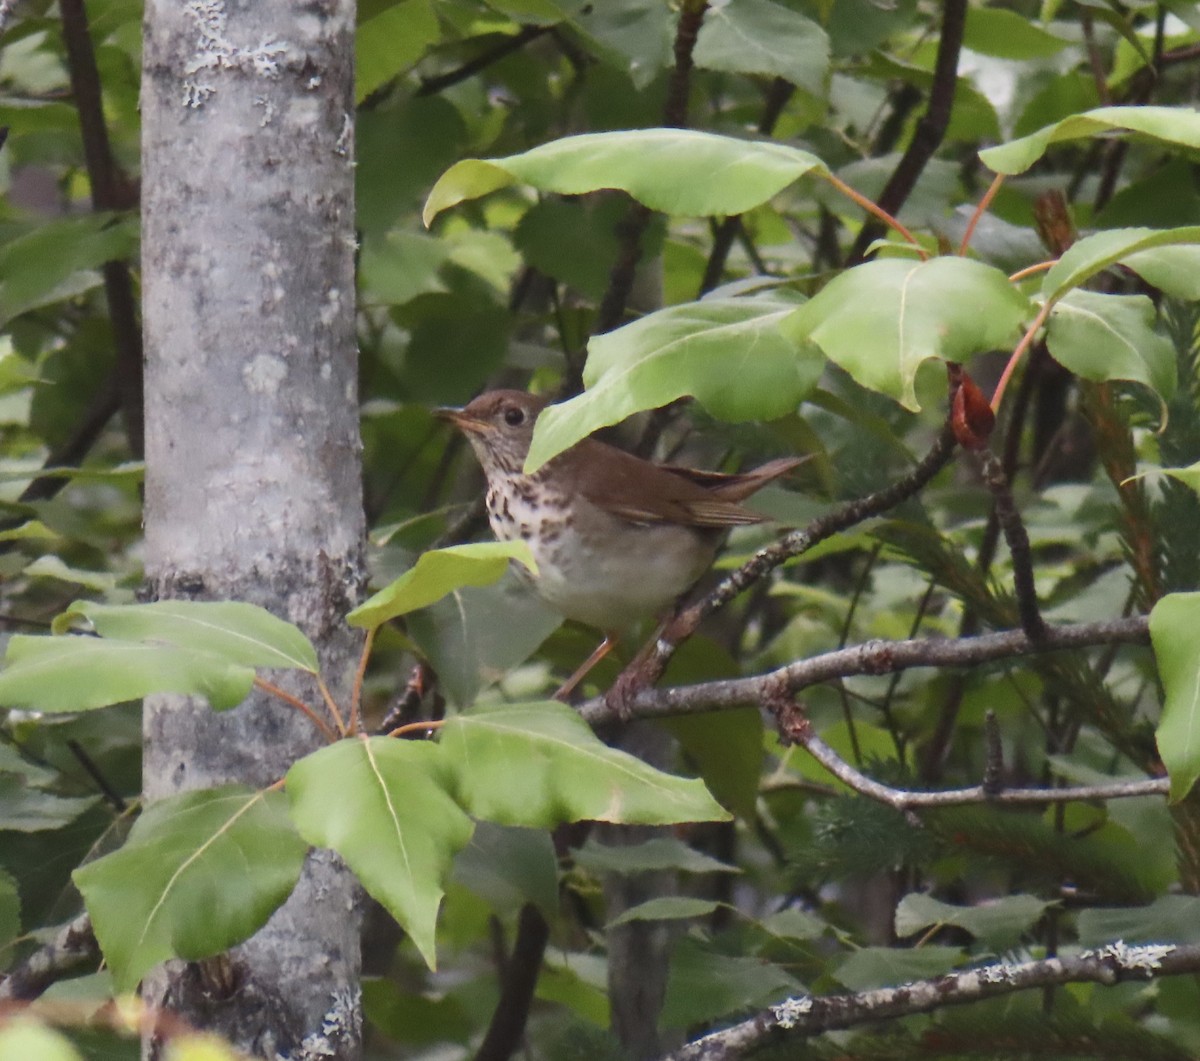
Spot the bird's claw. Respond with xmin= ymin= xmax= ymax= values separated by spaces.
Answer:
xmin=604 ymin=670 xmax=644 ymax=722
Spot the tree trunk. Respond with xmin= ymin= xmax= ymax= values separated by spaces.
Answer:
xmin=140 ymin=2 xmax=363 ymax=1057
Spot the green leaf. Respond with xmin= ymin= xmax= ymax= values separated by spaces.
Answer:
xmin=0 ymin=775 xmax=97 ymax=832
xmin=782 ymin=258 xmax=1029 ymax=410
xmin=539 ymin=949 xmax=612 ymax=1028
xmin=0 ymin=214 xmax=138 ymax=328
xmin=364 ymin=978 xmax=472 ymax=1046
xmin=348 ymin=541 xmax=538 ymax=629
xmin=894 ymin=893 xmax=1050 ymax=947
xmin=1121 ymin=244 xmax=1200 ymax=299
xmin=53 ymin=600 xmax=319 ymax=673
xmin=286 ymin=738 xmax=474 ymax=969
xmin=963 ymin=7 xmax=1070 ymax=58
xmin=1163 ymin=461 xmax=1200 ymax=496
xmin=694 ymin=0 xmax=830 ymax=93
xmin=1040 ymin=226 xmax=1200 ymax=303
xmin=0 ymin=1019 xmax=83 ymax=1061
xmin=574 ymin=836 xmax=740 ymax=875
xmin=405 ymin=571 xmax=562 ymax=707
xmin=482 ymin=0 xmax=567 ymax=22
xmin=0 ymin=867 xmax=20 ymax=963
xmin=525 ymin=298 xmax=822 ymax=470
xmin=424 ymin=129 xmax=826 ymax=226
xmin=980 ymin=105 xmax=1200 ymax=176
xmin=1044 ymin=291 xmax=1176 ymax=402
xmin=162 ymin=1035 xmax=244 ymax=1061
xmin=359 ymin=229 xmax=449 ymax=307
xmin=1150 ymin=592 xmax=1200 ymax=800
xmin=74 ymin=786 xmax=307 ymax=992
xmin=452 ymin=822 xmax=559 ymax=918
xmin=608 ymin=896 xmax=720 ymax=926
xmin=760 ymin=908 xmax=826 ymax=941
xmin=513 ymin=197 xmax=627 ymax=301
xmin=356 ymin=0 xmax=440 ymax=103
xmin=23 ymin=556 xmax=115 ymax=592
xmin=662 ymin=936 xmax=800 ymax=1027
xmin=0 ymin=636 xmax=255 ymax=713
xmin=0 ymin=519 xmax=58 ymax=543
xmin=1077 ymin=895 xmax=1200 ymax=946
xmin=564 ymin=0 xmax=672 ymax=87
xmin=834 ymin=945 xmax=964 ymax=990
xmin=665 ymin=708 xmax=763 ymax=822
xmin=439 ymin=701 xmax=731 ymax=827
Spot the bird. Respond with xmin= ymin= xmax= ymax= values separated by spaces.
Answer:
xmin=437 ymin=389 xmax=802 ymax=695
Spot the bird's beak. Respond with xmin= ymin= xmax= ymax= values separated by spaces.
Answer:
xmin=434 ymin=406 xmax=485 ymax=434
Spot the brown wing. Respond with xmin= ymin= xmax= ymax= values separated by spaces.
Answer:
xmin=574 ymin=441 xmax=798 ymax=528
xmin=660 ymin=456 xmax=808 ymax=501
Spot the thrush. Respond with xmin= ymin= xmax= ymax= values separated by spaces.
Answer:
xmin=437 ymin=390 xmax=801 ymax=694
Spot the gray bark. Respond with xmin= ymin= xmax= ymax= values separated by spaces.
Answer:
xmin=141 ymin=2 xmax=363 ymax=1057
xmin=602 ymin=723 xmax=682 ymax=1060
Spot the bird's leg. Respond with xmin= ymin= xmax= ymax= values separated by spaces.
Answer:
xmin=554 ymin=634 xmax=618 ymax=702
xmin=603 ymin=617 xmax=673 ymax=721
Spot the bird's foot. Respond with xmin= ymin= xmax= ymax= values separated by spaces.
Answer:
xmin=602 ymin=668 xmax=644 ymax=721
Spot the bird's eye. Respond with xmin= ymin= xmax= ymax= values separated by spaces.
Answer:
xmin=503 ymin=406 xmax=526 ymax=427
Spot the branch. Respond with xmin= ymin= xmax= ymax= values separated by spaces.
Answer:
xmin=700 ymin=77 xmax=794 ymax=295
xmin=605 ymin=421 xmax=958 ymax=711
xmin=589 ymin=1 xmax=708 ymax=341
xmin=662 ymin=0 xmax=707 ymax=130
xmin=0 ymin=913 xmax=99 ymax=1002
xmin=59 ymin=0 xmax=144 ymax=458
xmin=66 ymin=738 xmax=128 ymax=812
xmin=975 ymin=448 xmax=1046 ymax=641
xmin=581 ymin=616 xmax=1149 ymax=724
xmin=663 ymin=941 xmax=1200 ymax=1060
xmin=13 ymin=373 xmax=121 ymax=506
xmin=473 ymin=904 xmax=551 ymax=1061
xmin=920 ymin=358 xmax=1045 ymax=779
xmin=845 ymin=0 xmax=967 ymax=264
xmin=415 ymin=25 xmax=552 ymax=98
xmin=766 ymin=694 xmax=1167 ymax=810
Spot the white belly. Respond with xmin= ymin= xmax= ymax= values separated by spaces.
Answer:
xmin=486 ymin=478 xmax=714 ymax=630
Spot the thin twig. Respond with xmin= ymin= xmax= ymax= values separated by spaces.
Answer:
xmin=605 ymin=422 xmax=958 ymax=710
xmin=254 ymin=677 xmax=338 ymax=742
xmin=975 ymin=448 xmax=1046 ymax=641
xmin=957 ymin=173 xmax=1005 ymax=256
xmin=66 ymin=739 xmax=127 ymax=812
xmin=700 ymin=77 xmax=795 ymax=294
xmin=348 ymin=626 xmax=376 ymax=736
xmin=377 ymin=662 xmax=437 ymax=735
xmin=388 ymin=719 xmax=444 ymax=738
xmin=315 ymin=674 xmax=349 ymax=736
xmin=1079 ymin=9 xmax=1111 ymax=105
xmin=822 ymin=172 xmax=926 ymax=256
xmin=990 ymin=299 xmax=1053 ymax=414
xmin=981 ymin=709 xmax=1004 ymax=795
xmin=59 ymin=0 xmax=144 ymax=457
xmin=1008 ymin=260 xmax=1057 ymax=283
xmin=14 ymin=377 xmax=121 ymax=506
xmin=589 ymin=2 xmax=708 ymax=343
xmin=921 ymin=338 xmax=1049 ymax=779
xmin=415 ymin=24 xmax=552 ymax=97
xmin=798 ymin=746 xmax=1171 ymax=807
